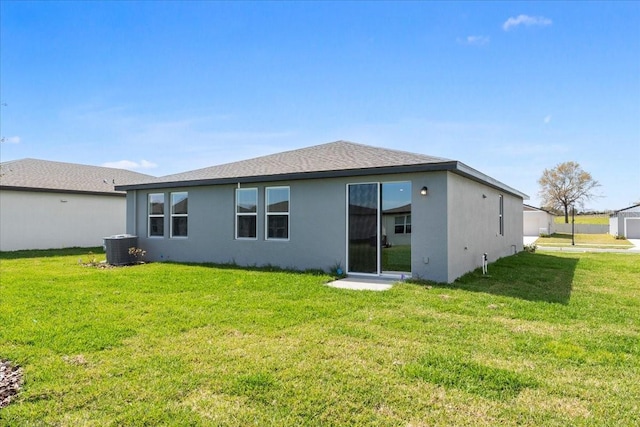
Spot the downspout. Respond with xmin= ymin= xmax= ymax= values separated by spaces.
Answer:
xmin=132 ymin=190 xmax=137 ymax=236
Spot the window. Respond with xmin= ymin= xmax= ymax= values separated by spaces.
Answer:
xmin=266 ymin=186 xmax=289 ymax=240
xmin=171 ymin=192 xmax=188 ymax=237
xmin=394 ymin=215 xmax=412 ymax=234
xmin=236 ymin=188 xmax=257 ymax=239
xmin=499 ymin=195 xmax=504 ymax=236
xmin=148 ymin=193 xmax=165 ymax=237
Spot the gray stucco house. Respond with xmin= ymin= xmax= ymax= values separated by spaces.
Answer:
xmin=116 ymin=141 xmax=527 ymax=283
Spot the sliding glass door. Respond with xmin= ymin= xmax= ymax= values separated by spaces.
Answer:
xmin=347 ymin=183 xmax=379 ymax=274
xmin=347 ymin=182 xmax=411 ymax=275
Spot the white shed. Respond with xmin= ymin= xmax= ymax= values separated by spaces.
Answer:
xmin=523 ymin=204 xmax=556 ymax=236
xmin=609 ymin=204 xmax=640 ymax=238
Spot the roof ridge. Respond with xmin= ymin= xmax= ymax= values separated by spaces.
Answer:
xmin=1 ymin=158 xmax=156 ymax=178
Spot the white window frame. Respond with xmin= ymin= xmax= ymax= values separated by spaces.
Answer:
xmin=265 ymin=186 xmax=290 ymax=241
xmin=148 ymin=193 xmax=165 ymax=238
xmin=394 ymin=215 xmax=412 ymax=234
xmin=235 ymin=188 xmax=258 ymax=240
xmin=170 ymin=191 xmax=188 ymax=238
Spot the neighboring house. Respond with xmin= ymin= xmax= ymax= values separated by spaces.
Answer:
xmin=609 ymin=204 xmax=640 ymax=238
xmin=116 ymin=141 xmax=528 ymax=283
xmin=523 ymin=204 xmax=556 ymax=236
xmin=382 ymin=203 xmax=412 ymax=247
xmin=0 ymin=159 xmax=154 ymax=251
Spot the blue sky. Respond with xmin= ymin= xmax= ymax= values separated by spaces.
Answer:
xmin=1 ymin=1 xmax=638 ymax=210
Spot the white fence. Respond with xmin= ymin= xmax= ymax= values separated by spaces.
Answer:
xmin=554 ymin=224 xmax=609 ymax=234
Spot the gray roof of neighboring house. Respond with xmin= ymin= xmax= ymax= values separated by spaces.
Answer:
xmin=523 ymin=204 xmax=554 ymax=213
xmin=115 ymin=140 xmax=528 ymax=199
xmin=0 ymin=158 xmax=155 ymax=196
xmin=383 ymin=204 xmax=412 ymax=215
xmin=617 ymin=203 xmax=640 ymax=213
xmin=610 ymin=203 xmax=640 ymax=217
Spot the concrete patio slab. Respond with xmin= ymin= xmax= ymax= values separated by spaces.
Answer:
xmin=326 ymin=277 xmax=397 ymax=291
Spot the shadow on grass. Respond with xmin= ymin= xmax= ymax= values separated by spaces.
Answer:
xmin=0 ymin=247 xmax=104 ymax=260
xmin=162 ymin=260 xmax=331 ymax=277
xmin=544 ymin=233 xmax=573 ymax=241
xmin=417 ymin=252 xmax=578 ymax=305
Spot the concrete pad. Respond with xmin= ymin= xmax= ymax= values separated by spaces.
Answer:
xmin=326 ymin=277 xmax=397 ymax=291
xmin=523 ymin=236 xmax=539 ymax=245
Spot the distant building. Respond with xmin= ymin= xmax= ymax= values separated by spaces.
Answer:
xmin=0 ymin=159 xmax=154 ymax=251
xmin=609 ymin=204 xmax=640 ymax=238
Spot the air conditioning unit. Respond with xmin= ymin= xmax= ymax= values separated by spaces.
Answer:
xmin=103 ymin=234 xmax=138 ymax=266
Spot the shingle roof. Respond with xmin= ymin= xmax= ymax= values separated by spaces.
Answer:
xmin=383 ymin=204 xmax=412 ymax=215
xmin=114 ymin=140 xmax=528 ymax=199
xmin=0 ymin=158 xmax=155 ymax=195
xmin=156 ymin=140 xmax=452 ymax=183
xmin=523 ymin=204 xmax=553 ymax=213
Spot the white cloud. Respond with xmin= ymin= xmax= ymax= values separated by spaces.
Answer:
xmin=0 ymin=136 xmax=21 ymax=144
xmin=503 ymin=15 xmax=552 ymax=31
xmin=458 ymin=35 xmax=490 ymax=46
xmin=544 ymin=115 xmax=552 ymax=124
xmin=102 ymin=159 xmax=158 ymax=170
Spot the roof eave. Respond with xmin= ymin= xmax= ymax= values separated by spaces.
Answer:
xmin=0 ymin=185 xmax=126 ymax=197
xmin=115 ymin=161 xmax=528 ymax=199
xmin=115 ymin=162 xmax=460 ymax=191
xmin=454 ymin=162 xmax=529 ymax=200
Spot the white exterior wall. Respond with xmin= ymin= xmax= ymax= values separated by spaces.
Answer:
xmin=523 ymin=211 xmax=554 ymax=236
xmin=609 ymin=217 xmax=618 ymax=236
xmin=382 ymin=214 xmax=411 ymax=246
xmin=0 ymin=190 xmax=126 ymax=251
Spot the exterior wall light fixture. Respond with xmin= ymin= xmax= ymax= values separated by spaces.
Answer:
xmin=420 ymin=186 xmax=428 ymax=196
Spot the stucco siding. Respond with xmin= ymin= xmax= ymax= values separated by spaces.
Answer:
xmin=410 ymin=172 xmax=449 ymax=282
xmin=127 ymin=172 xmax=453 ymax=281
xmin=0 ymin=189 xmax=126 ymax=251
xmin=124 ymin=170 xmax=522 ymax=283
xmin=523 ymin=211 xmax=554 ymax=236
xmin=128 ymin=178 xmax=350 ymax=271
xmin=446 ymin=173 xmax=523 ymax=282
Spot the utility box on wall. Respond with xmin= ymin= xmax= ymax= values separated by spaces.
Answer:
xmin=104 ymin=234 xmax=138 ymax=266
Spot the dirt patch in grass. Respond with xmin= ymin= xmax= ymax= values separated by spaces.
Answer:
xmin=0 ymin=359 xmax=23 ymax=408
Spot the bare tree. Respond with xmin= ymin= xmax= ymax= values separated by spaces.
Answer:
xmin=538 ymin=161 xmax=600 ymax=223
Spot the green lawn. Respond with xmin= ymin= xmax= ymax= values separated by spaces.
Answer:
xmin=382 ymin=244 xmax=411 ymax=272
xmin=1 ymin=248 xmax=639 ymax=426
xmin=537 ymin=233 xmax=633 ymax=248
xmin=554 ymin=214 xmax=609 ymax=225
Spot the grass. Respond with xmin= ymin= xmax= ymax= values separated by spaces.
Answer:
xmin=554 ymin=214 xmax=609 ymax=225
xmin=536 ymin=233 xmax=633 ymax=248
xmin=382 ymin=244 xmax=411 ymax=272
xmin=1 ymin=248 xmax=639 ymax=426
